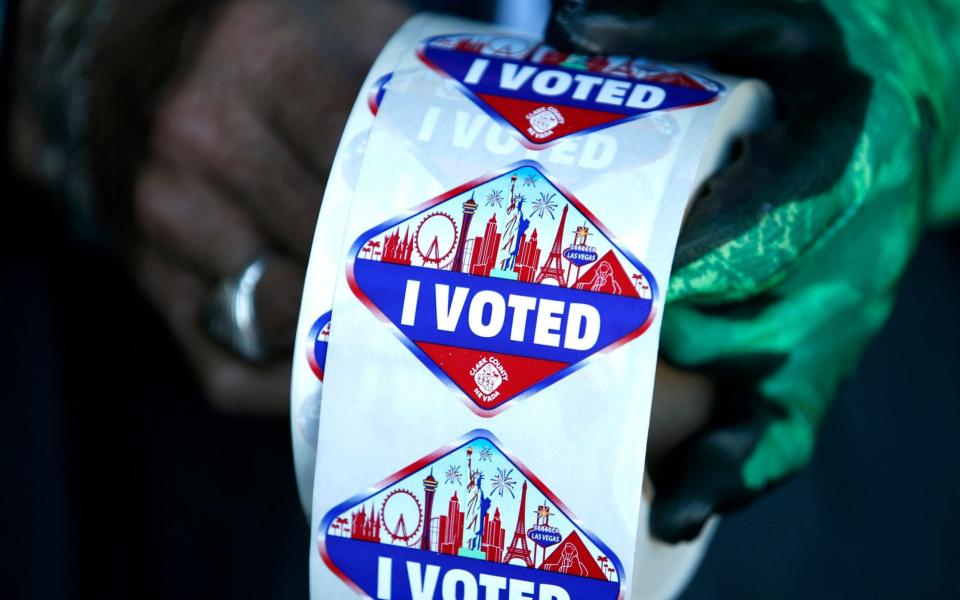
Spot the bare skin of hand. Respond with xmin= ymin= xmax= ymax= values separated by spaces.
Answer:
xmin=132 ymin=0 xmax=409 ymax=414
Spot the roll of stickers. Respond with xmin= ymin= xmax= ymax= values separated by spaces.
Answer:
xmin=290 ymin=20 xmax=406 ymax=516
xmin=292 ymin=14 xmax=771 ymax=600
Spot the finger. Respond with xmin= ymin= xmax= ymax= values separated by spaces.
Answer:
xmin=134 ymin=160 xmax=266 ymax=279
xmin=648 ymin=352 xmax=786 ymax=542
xmin=238 ymin=0 xmax=408 ymax=176
xmin=178 ymin=0 xmax=358 ymax=188
xmin=548 ymin=0 xmax=873 ymax=270
xmin=254 ymin=24 xmax=358 ymax=182
xmin=135 ymin=161 xmax=306 ymax=354
xmin=648 ymin=416 xmax=768 ymax=543
xmin=254 ymin=255 xmax=306 ymax=355
xmin=674 ymin=64 xmax=870 ymax=270
xmin=548 ymin=0 xmax=847 ymax=67
xmin=648 ymin=360 xmax=714 ymax=469
xmin=547 ymin=0 xmax=677 ymax=56
xmin=151 ymin=81 xmax=323 ymax=261
xmin=135 ymin=246 xmax=292 ymax=415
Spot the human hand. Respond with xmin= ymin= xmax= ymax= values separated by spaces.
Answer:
xmin=549 ymin=0 xmax=960 ymax=541
xmin=126 ymin=0 xmax=409 ymax=413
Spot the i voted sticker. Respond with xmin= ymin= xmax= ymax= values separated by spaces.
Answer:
xmin=347 ymin=162 xmax=657 ymax=415
xmin=318 ymin=430 xmax=623 ymax=599
xmin=307 ymin=311 xmax=332 ymax=381
xmin=368 ymin=72 xmax=393 ymax=116
xmin=417 ymin=33 xmax=722 ymax=146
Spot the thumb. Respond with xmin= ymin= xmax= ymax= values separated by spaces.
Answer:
xmin=648 ymin=410 xmax=778 ymax=543
xmin=547 ymin=0 xmax=668 ymax=56
xmin=547 ymin=0 xmax=873 ymax=270
xmin=648 ymin=354 xmax=786 ymax=542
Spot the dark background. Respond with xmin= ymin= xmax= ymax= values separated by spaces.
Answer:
xmin=2 ymin=0 xmax=958 ymax=597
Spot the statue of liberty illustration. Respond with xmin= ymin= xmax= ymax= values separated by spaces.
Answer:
xmin=460 ymin=447 xmax=483 ymax=557
xmin=498 ymin=175 xmax=531 ymax=273
xmin=468 ymin=473 xmax=491 ymax=553
xmin=503 ymin=196 xmax=532 ymax=272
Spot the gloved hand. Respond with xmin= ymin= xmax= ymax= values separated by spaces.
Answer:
xmin=548 ymin=0 xmax=960 ymax=542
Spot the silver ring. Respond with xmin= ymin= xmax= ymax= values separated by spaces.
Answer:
xmin=203 ymin=255 xmax=270 ymax=363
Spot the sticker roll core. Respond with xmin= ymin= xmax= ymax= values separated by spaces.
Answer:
xmin=291 ymin=13 xmax=772 ymax=600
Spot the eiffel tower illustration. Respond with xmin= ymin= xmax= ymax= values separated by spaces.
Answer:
xmin=502 ymin=480 xmax=534 ymax=568
xmin=535 ymin=204 xmax=569 ymax=286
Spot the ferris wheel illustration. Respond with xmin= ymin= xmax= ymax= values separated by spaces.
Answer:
xmin=380 ymin=489 xmax=423 ymax=546
xmin=414 ymin=212 xmax=458 ymax=267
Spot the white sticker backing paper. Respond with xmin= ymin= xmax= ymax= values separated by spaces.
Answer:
xmin=292 ymin=14 xmax=770 ymax=600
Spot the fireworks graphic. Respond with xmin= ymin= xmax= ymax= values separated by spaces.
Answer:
xmin=485 ymin=189 xmax=504 ymax=207
xmin=444 ymin=465 xmax=462 ymax=486
xmin=327 ymin=433 xmax=623 ymax=585
xmin=532 ymin=192 xmax=558 ymax=219
xmin=490 ymin=468 xmax=517 ymax=498
xmin=523 ymin=174 xmax=539 ymax=187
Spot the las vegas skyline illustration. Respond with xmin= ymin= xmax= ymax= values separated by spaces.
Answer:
xmin=355 ymin=165 xmax=652 ymax=300
xmin=417 ymin=32 xmax=722 ymax=147
xmin=324 ymin=435 xmax=620 ymax=583
xmin=427 ymin=33 xmax=718 ymax=92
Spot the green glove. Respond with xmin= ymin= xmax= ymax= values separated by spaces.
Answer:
xmin=548 ymin=0 xmax=960 ymax=542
